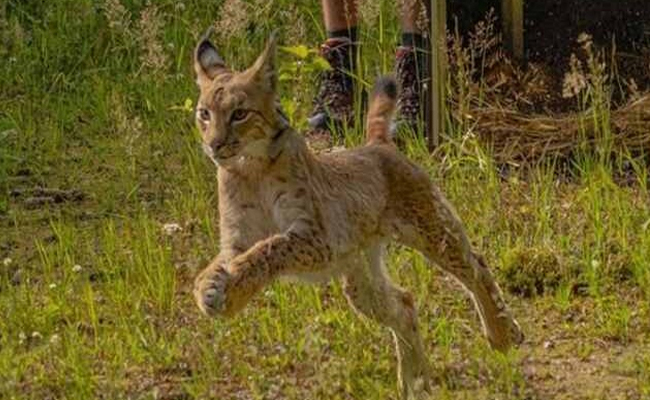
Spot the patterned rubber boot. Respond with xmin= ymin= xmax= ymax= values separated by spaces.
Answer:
xmin=307 ymin=37 xmax=358 ymax=146
xmin=395 ymin=45 xmax=428 ymax=141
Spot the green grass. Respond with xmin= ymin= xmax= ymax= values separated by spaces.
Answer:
xmin=2 ymin=1 xmax=650 ymax=399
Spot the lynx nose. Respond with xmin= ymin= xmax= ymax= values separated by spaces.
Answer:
xmin=209 ymin=138 xmax=226 ymax=152
xmin=202 ymin=138 xmax=224 ymax=158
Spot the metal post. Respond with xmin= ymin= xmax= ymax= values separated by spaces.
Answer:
xmin=501 ymin=0 xmax=524 ymax=60
xmin=426 ymin=0 xmax=446 ymax=151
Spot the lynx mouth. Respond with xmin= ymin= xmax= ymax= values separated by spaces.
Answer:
xmin=202 ymin=142 xmax=239 ymax=163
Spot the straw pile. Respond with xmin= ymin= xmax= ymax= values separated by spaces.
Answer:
xmin=469 ymin=94 xmax=650 ymax=163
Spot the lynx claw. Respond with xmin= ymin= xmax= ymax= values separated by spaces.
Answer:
xmin=194 ymin=267 xmax=230 ymax=317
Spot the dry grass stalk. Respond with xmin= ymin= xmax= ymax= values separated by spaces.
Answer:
xmin=214 ymin=0 xmax=251 ymax=41
xmin=138 ymin=4 xmax=168 ymax=73
xmin=358 ymin=0 xmax=381 ymax=24
xmin=468 ymin=94 xmax=650 ymax=163
xmin=103 ymin=0 xmax=132 ymax=36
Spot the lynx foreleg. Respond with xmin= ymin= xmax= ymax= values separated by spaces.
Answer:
xmin=194 ymin=229 xmax=332 ymax=317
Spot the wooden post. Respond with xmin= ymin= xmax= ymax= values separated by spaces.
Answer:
xmin=426 ymin=0 xmax=446 ymax=151
xmin=501 ymin=0 xmax=524 ymax=60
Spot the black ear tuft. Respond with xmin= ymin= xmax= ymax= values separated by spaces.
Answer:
xmin=197 ymin=40 xmax=224 ymax=70
xmin=194 ymin=27 xmax=227 ymax=83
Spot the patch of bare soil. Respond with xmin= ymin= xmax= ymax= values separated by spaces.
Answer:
xmin=518 ymin=300 xmax=647 ymax=400
xmin=425 ymin=277 xmax=649 ymax=400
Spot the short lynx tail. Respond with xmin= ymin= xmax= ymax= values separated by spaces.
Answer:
xmin=366 ymin=76 xmax=397 ymax=145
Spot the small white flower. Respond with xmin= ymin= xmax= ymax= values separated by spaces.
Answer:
xmin=162 ymin=223 xmax=183 ymax=236
xmin=31 ymin=331 xmax=42 ymax=340
xmin=49 ymin=283 xmax=57 ymax=289
xmin=72 ymin=264 xmax=83 ymax=273
xmin=2 ymin=257 xmax=12 ymax=267
xmin=18 ymin=332 xmax=27 ymax=342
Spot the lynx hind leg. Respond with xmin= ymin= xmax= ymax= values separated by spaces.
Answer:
xmin=342 ymin=246 xmax=431 ymax=400
xmin=396 ymin=188 xmax=523 ymax=352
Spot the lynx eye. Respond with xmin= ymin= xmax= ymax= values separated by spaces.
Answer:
xmin=230 ymin=109 xmax=249 ymax=123
xmin=197 ymin=108 xmax=211 ymax=122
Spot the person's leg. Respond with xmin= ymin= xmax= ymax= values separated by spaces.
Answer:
xmin=322 ymin=0 xmax=357 ymax=34
xmin=399 ymin=0 xmax=422 ymax=34
xmin=308 ymin=0 xmax=360 ymax=142
xmin=396 ymin=0 xmax=428 ymax=137
xmin=400 ymin=0 xmax=426 ymax=49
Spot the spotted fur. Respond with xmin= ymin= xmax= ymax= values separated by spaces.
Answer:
xmin=191 ymin=34 xmax=523 ymax=399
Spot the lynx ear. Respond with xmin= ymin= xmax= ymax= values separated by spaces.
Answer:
xmin=247 ymin=33 xmax=278 ymax=93
xmin=194 ymin=28 xmax=227 ymax=86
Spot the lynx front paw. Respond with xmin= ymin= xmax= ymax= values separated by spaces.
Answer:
xmin=194 ymin=266 xmax=230 ymax=317
xmin=488 ymin=314 xmax=525 ymax=352
xmin=507 ymin=317 xmax=525 ymax=347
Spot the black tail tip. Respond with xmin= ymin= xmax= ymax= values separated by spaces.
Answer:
xmin=372 ymin=76 xmax=397 ymax=100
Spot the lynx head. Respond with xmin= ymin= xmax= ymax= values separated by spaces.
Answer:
xmin=193 ymin=31 xmax=287 ymax=167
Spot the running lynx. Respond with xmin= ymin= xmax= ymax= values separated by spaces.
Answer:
xmin=191 ymin=32 xmax=523 ymax=399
